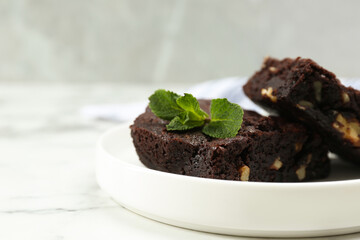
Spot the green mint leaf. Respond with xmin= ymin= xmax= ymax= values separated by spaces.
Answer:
xmin=166 ymin=93 xmax=207 ymax=131
xmin=202 ymin=98 xmax=244 ymax=138
xmin=166 ymin=112 xmax=205 ymax=131
xmin=149 ymin=89 xmax=183 ymax=120
xmin=176 ymin=93 xmax=209 ymax=120
xmin=148 ymin=90 xmax=244 ymax=139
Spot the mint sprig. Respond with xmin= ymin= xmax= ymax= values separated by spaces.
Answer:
xmin=148 ymin=90 xmax=182 ymax=120
xmin=202 ymin=98 xmax=244 ymax=138
xmin=148 ymin=90 xmax=244 ymax=138
xmin=167 ymin=93 xmax=209 ymax=130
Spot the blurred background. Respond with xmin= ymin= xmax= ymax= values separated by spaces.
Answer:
xmin=2 ymin=0 xmax=360 ymax=84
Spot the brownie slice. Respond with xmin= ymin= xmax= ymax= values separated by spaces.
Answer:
xmin=243 ymin=57 xmax=360 ymax=162
xmin=130 ymin=100 xmax=329 ymax=182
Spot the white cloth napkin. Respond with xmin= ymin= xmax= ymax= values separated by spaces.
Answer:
xmin=81 ymin=77 xmax=359 ymax=122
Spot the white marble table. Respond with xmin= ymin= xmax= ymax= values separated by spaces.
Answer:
xmin=1 ymin=82 xmax=360 ymax=240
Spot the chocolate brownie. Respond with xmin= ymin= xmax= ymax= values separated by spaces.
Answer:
xmin=130 ymin=100 xmax=330 ymax=182
xmin=243 ymin=57 xmax=360 ymax=162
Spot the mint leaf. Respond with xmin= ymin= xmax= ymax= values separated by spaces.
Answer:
xmin=166 ymin=112 xmax=205 ymax=131
xmin=149 ymin=91 xmax=207 ymax=131
xmin=149 ymin=89 xmax=183 ymax=120
xmin=202 ymin=98 xmax=244 ymax=138
xmin=166 ymin=94 xmax=207 ymax=131
xmin=148 ymin=90 xmax=244 ymax=138
xmin=176 ymin=93 xmax=209 ymax=120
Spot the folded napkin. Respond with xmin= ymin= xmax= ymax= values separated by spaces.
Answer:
xmin=81 ymin=77 xmax=359 ymax=122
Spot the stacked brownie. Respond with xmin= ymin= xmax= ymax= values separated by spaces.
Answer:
xmin=243 ymin=57 xmax=360 ymax=162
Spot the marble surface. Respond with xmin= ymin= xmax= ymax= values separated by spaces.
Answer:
xmin=1 ymin=82 xmax=360 ymax=240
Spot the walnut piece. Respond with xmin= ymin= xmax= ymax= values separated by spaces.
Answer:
xmin=332 ymin=114 xmax=360 ymax=146
xmin=261 ymin=87 xmax=277 ymax=103
xmin=239 ymin=165 xmax=250 ymax=181
xmin=296 ymin=100 xmax=314 ymax=110
xmin=270 ymin=157 xmax=283 ymax=170
xmin=306 ymin=154 xmax=312 ymax=164
xmin=313 ymin=81 xmax=322 ymax=102
xmin=295 ymin=154 xmax=313 ymax=181
xmin=296 ymin=104 xmax=306 ymax=111
xmin=342 ymin=92 xmax=350 ymax=104
xmin=295 ymin=142 xmax=303 ymax=152
xmin=269 ymin=66 xmax=277 ymax=73
xmin=296 ymin=165 xmax=307 ymax=181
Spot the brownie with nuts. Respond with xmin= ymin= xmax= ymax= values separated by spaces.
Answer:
xmin=130 ymin=100 xmax=330 ymax=182
xmin=243 ymin=57 xmax=360 ymax=162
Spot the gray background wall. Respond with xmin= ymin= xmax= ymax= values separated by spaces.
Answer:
xmin=1 ymin=0 xmax=360 ymax=83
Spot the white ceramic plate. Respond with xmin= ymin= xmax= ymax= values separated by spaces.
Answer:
xmin=96 ymin=123 xmax=360 ymax=238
